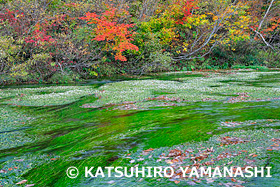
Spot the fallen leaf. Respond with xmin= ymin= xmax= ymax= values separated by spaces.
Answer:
xmin=249 ymin=153 xmax=257 ymax=157
xmin=227 ymin=161 xmax=233 ymax=165
xmin=171 ymin=158 xmax=179 ymax=163
xmin=137 ymin=158 xmax=144 ymax=161
xmin=187 ymin=181 xmax=196 ymax=185
xmin=144 ymin=148 xmax=154 ymax=152
xmin=204 ymin=161 xmax=214 ymax=166
xmin=0 ymin=170 xmax=6 ymax=173
xmin=206 ymin=178 xmax=215 ymax=183
xmin=16 ymin=180 xmax=27 ymax=185
xmin=166 ymin=160 xmax=173 ymax=164
xmin=143 ymin=148 xmax=155 ymax=155
xmin=244 ymin=158 xmax=255 ymax=163
xmin=168 ymin=149 xmax=182 ymax=157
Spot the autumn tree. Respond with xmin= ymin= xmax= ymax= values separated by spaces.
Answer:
xmin=80 ymin=6 xmax=139 ymax=62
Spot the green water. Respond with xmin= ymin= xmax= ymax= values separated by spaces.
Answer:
xmin=0 ymin=70 xmax=280 ymax=186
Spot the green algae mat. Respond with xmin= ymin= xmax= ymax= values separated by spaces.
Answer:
xmin=1 ymin=70 xmax=280 ymax=186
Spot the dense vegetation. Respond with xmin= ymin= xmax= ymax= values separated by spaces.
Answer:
xmin=0 ymin=0 xmax=279 ymax=84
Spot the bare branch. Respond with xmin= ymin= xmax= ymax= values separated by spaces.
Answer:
xmin=256 ymin=0 xmax=275 ymax=32
xmin=250 ymin=27 xmax=275 ymax=50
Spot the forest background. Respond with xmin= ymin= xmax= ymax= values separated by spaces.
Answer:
xmin=0 ymin=0 xmax=279 ymax=84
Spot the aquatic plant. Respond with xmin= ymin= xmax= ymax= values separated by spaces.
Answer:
xmin=82 ymin=71 xmax=280 ymax=109
xmin=87 ymin=128 xmax=280 ymax=186
xmin=1 ymin=86 xmax=97 ymax=106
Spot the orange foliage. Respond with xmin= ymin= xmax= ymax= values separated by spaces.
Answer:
xmin=263 ymin=16 xmax=280 ymax=32
xmin=80 ymin=7 xmax=138 ymax=61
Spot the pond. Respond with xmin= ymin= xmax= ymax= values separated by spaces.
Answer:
xmin=0 ymin=70 xmax=280 ymax=186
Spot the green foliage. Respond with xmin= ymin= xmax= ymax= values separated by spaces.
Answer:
xmin=232 ymin=65 xmax=269 ymax=70
xmin=48 ymin=71 xmax=81 ymax=84
xmin=257 ymin=50 xmax=280 ymax=68
xmin=94 ymin=62 xmax=120 ymax=77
